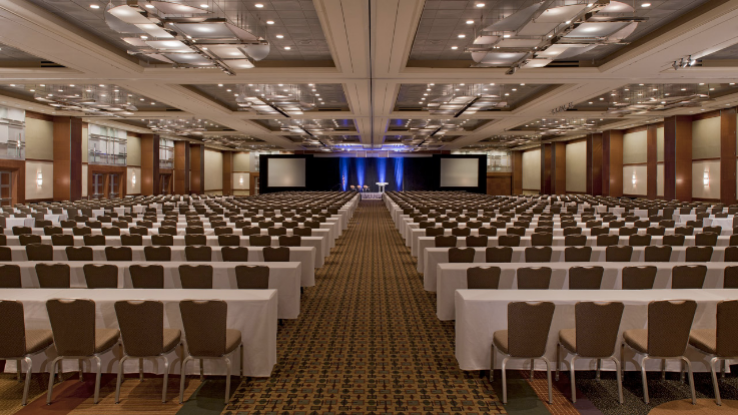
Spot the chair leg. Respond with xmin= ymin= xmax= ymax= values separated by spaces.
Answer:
xmin=239 ymin=344 xmax=244 ymax=378
xmin=596 ymin=359 xmax=601 ymax=381
xmin=710 ymin=357 xmax=722 ymax=406
xmin=569 ymin=356 xmax=577 ymax=404
xmin=661 ymin=359 xmax=666 ymax=381
xmin=79 ymin=359 xmax=84 ymax=382
xmin=116 ymin=355 xmax=129 ymax=404
xmin=16 ymin=359 xmax=21 ymax=382
xmin=620 ymin=343 xmax=625 ymax=379
xmin=530 ymin=359 xmax=534 ymax=380
xmin=489 ymin=345 xmax=495 ymax=383
xmin=200 ymin=359 xmax=204 ymax=382
xmin=501 ymin=357 xmax=510 ymax=404
xmin=21 ymin=357 xmax=32 ymax=406
xmin=47 ymin=357 xmax=61 ymax=405
xmin=224 ymin=357 xmax=232 ymax=405
xmin=722 ymin=359 xmax=726 ymax=379
xmin=555 ymin=343 xmax=560 ymax=382
xmin=612 ymin=357 xmax=623 ymax=404
xmin=93 ymin=356 xmax=102 ymax=404
xmin=682 ymin=357 xmax=696 ymax=405
xmin=640 ymin=356 xmax=650 ymax=404
xmin=541 ymin=356 xmax=553 ymax=404
xmin=179 ymin=356 xmax=192 ymax=404
xmin=161 ymin=356 xmax=170 ymax=404
xmin=139 ymin=358 xmax=144 ymax=381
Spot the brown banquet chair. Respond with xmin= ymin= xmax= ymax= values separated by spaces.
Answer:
xmin=467 ymin=267 xmax=500 ymax=289
xmin=235 ymin=265 xmax=269 ymax=289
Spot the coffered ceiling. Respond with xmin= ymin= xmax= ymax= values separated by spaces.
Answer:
xmin=0 ymin=0 xmax=737 ymax=153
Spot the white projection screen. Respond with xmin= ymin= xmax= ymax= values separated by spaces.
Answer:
xmin=440 ymin=158 xmax=479 ymax=187
xmin=268 ymin=158 xmax=307 ymax=187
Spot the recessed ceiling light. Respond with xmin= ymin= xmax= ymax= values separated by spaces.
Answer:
xmin=266 ymin=20 xmax=275 ymax=24
xmin=503 ymin=34 xmax=511 ymax=38
xmin=90 ymin=4 xmax=100 ymax=8
xmin=284 ymin=46 xmax=291 ymax=50
xmin=457 ymin=34 xmax=465 ymax=38
xmin=218 ymin=84 xmax=223 ymax=87
xmin=641 ymin=3 xmax=651 ymax=7
xmin=9 ymin=84 xmax=14 ymax=87
xmin=200 ymin=4 xmax=209 ymax=8
xmin=465 ymin=20 xmax=474 ymax=24
xmin=145 ymin=4 xmax=154 ymax=8
xmin=520 ymin=83 xmax=525 ymax=86
xmin=276 ymin=34 xmax=284 ymax=39
xmin=140 ymin=35 xmax=148 ymax=39
xmin=476 ymin=2 xmax=485 ymax=7
xmin=255 ymin=3 xmax=264 ymax=7
xmin=565 ymin=20 xmax=571 ymax=24
xmin=451 ymin=46 xmax=458 ymax=50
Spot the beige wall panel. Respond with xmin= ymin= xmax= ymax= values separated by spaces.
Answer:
xmin=522 ymin=149 xmax=541 ymax=191
xmin=692 ymin=117 xmax=720 ymax=159
xmin=25 ymin=161 xmax=53 ymax=200
xmin=233 ymin=152 xmax=250 ymax=171
xmin=25 ymin=118 xmax=54 ymax=161
xmin=623 ymin=130 xmax=647 ymax=164
xmin=126 ymin=135 xmax=141 ymax=166
xmin=693 ymin=160 xmax=720 ymax=199
xmin=657 ymin=127 xmax=664 ymax=162
xmin=233 ymin=172 xmax=250 ymax=190
xmin=657 ymin=163 xmax=664 ymax=197
xmin=565 ymin=141 xmax=586 ymax=193
xmin=127 ymin=166 xmax=141 ymax=195
xmin=204 ymin=149 xmax=223 ymax=191
xmin=623 ymin=165 xmax=647 ymax=196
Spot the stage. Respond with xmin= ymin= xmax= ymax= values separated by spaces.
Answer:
xmin=360 ymin=192 xmax=383 ymax=200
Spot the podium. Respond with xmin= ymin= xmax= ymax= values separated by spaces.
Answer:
xmin=376 ymin=182 xmax=388 ymax=193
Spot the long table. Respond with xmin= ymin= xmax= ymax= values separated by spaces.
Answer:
xmin=0 ymin=289 xmax=277 ymax=377
xmin=437 ymin=262 xmax=731 ymax=321
xmin=422 ymin=246 xmax=732 ymax=291
xmin=13 ymin=261 xmax=301 ymax=319
xmin=456 ymin=289 xmax=738 ymax=373
xmin=9 ymin=245 xmax=316 ymax=287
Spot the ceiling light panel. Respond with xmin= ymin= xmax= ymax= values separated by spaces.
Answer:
xmin=395 ymin=83 xmax=554 ymax=112
xmin=189 ymin=83 xmax=349 ymax=112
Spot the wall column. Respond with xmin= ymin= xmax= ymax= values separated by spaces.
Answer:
xmin=53 ymin=116 xmax=83 ymax=201
xmin=140 ymin=134 xmax=160 ymax=195
xmin=190 ymin=143 xmax=204 ymax=194
xmin=174 ymin=141 xmax=190 ymax=195
xmin=663 ymin=115 xmax=693 ymax=201
xmin=511 ymin=151 xmax=523 ymax=195
xmin=540 ymin=143 xmax=553 ymax=195
xmin=602 ymin=130 xmax=623 ymax=197
xmin=552 ymin=142 xmax=566 ymax=194
xmin=721 ymin=107 xmax=737 ymax=204
xmin=222 ymin=151 xmax=233 ymax=196
xmin=586 ymin=133 xmax=603 ymax=195
xmin=647 ymin=124 xmax=658 ymax=199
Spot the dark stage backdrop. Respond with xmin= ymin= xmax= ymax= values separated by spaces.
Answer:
xmin=259 ymin=154 xmax=486 ymax=194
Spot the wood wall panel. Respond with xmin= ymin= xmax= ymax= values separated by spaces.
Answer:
xmin=190 ymin=144 xmax=204 ymax=194
xmin=647 ymin=124 xmax=658 ymax=199
xmin=603 ymin=130 xmax=623 ymax=197
xmin=721 ymin=107 xmax=737 ymax=204
xmin=512 ymin=151 xmax=523 ymax=195
xmin=587 ymin=133 xmax=603 ymax=195
xmin=140 ymin=134 xmax=160 ymax=196
xmin=0 ymin=159 xmax=25 ymax=204
xmin=541 ymin=144 xmax=552 ymax=194
xmin=222 ymin=151 xmax=233 ymax=196
xmin=553 ymin=142 xmax=566 ymax=194
xmin=52 ymin=116 xmax=82 ymax=201
xmin=486 ymin=173 xmax=512 ymax=195
xmin=87 ymin=165 xmax=126 ymax=199
xmin=174 ymin=141 xmax=189 ymax=195
xmin=664 ymin=115 xmax=693 ymax=201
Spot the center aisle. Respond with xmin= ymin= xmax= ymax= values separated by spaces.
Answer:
xmin=227 ymin=200 xmax=505 ymax=413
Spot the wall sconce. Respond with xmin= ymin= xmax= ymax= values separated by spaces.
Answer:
xmin=704 ymin=171 xmax=710 ymax=187
xmin=36 ymin=172 xmax=42 ymax=188
xmin=631 ymin=172 xmax=636 ymax=187
xmin=239 ymin=176 xmax=244 ymax=185
xmin=131 ymin=173 xmax=136 ymax=186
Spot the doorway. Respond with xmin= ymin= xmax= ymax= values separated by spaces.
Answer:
xmin=0 ymin=171 xmax=11 ymax=206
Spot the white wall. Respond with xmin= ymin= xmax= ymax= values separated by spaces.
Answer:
xmin=25 ymin=161 xmax=53 ymax=200
xmin=623 ymin=130 xmax=647 ymax=164
xmin=692 ymin=116 xmax=721 ymax=159
xmin=692 ymin=160 xmax=720 ymax=200
xmin=657 ymin=164 xmax=664 ymax=197
xmin=204 ymin=149 xmax=223 ymax=191
xmin=127 ymin=167 xmax=141 ymax=195
xmin=565 ymin=141 xmax=586 ymax=193
xmin=623 ymin=165 xmax=647 ymax=196
xmin=233 ymin=152 xmax=250 ymax=172
xmin=657 ymin=127 xmax=664 ymax=162
xmin=82 ymin=164 xmax=87 ymax=197
xmin=522 ymin=149 xmax=541 ymax=191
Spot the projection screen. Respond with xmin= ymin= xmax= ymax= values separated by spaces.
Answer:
xmin=268 ymin=158 xmax=307 ymax=187
xmin=440 ymin=158 xmax=479 ymax=187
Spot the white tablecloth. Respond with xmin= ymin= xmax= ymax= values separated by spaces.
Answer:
xmin=0 ymin=289 xmax=277 ymax=377
xmin=455 ymin=289 xmax=736 ymax=373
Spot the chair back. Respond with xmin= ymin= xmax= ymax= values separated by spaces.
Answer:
xmin=695 ymin=232 xmax=719 ymax=247
xmin=12 ymin=226 xmax=31 ymax=236
xmin=663 ymin=234 xmax=685 ymax=246
xmin=218 ymin=235 xmax=240 ymax=247
xmin=465 ymin=235 xmax=488 ymax=247
xmin=507 ymin=302 xmax=555 ymax=358
xmin=83 ymin=264 xmax=118 ymax=288
xmin=672 ymin=265 xmax=707 ymax=289
xmin=619 ymin=227 xmax=637 ymax=236
xmin=467 ymin=267 xmax=500 ymax=289
xmin=121 ymin=235 xmax=143 ymax=246
xmin=130 ymin=265 xmax=164 ymax=289
xmin=564 ymin=246 xmax=591 ymax=262
xmin=685 ymin=246 xmax=713 ymax=262
xmin=82 ymin=235 xmax=105 ymax=246
xmin=574 ymin=302 xmax=624 ymax=358
xmin=114 ymin=301 xmax=164 ymax=357
xmin=235 ymin=265 xmax=270 ymax=289
xmin=725 ymin=266 xmax=738 ymax=288
xmin=478 ymin=227 xmax=497 ymax=236
xmin=622 ymin=266 xmax=657 ymax=289
xmin=569 ymin=266 xmax=604 ymax=289
xmin=644 ymin=246 xmax=672 ymax=262
xmin=46 ymin=299 xmax=96 ymax=357
xmin=0 ymin=265 xmax=21 ymax=288
xmin=629 ymin=234 xmax=651 ymax=246
xmin=102 ymin=227 xmax=121 ymax=236
xmin=105 ymin=246 xmax=132 ymax=261
xmin=596 ymin=235 xmax=618 ymax=246
xmin=517 ymin=267 xmax=552 ymax=289
xmin=51 ymin=234 xmax=74 ymax=246
xmin=485 ymin=247 xmax=513 ymax=263
xmin=36 ymin=263 xmax=70 ymax=288
xmin=425 ymin=228 xmax=443 ymax=237
xmin=434 ymin=235 xmax=456 ymax=247
xmin=267 ymin=228 xmax=287 ymax=236
xmin=448 ymin=247 xmax=475 ymax=263
xmin=242 ymin=227 xmax=261 ymax=236
xmin=451 ymin=228 xmax=471 ymax=237
xmin=179 ymin=265 xmax=213 ymax=289
xmin=179 ymin=300 xmax=227 ymax=357
xmin=525 ymin=247 xmax=552 ymax=263
xmin=263 ymin=247 xmax=290 ymax=262
xmin=222 ymin=246 xmax=249 ymax=262
xmin=0 ymin=301 xmax=27 ymax=357
xmin=279 ymin=235 xmax=301 ymax=247
xmin=249 ymin=235 xmax=271 ymax=247
xmin=151 ymin=235 xmax=174 ymax=246
xmin=66 ymin=246 xmax=93 ymax=261
xmin=215 ymin=227 xmax=235 ymax=236
xmin=19 ymin=235 xmax=42 ymax=246
xmin=605 ymin=246 xmax=632 ymax=262
xmin=499 ymin=235 xmax=521 ymax=247
xmin=564 ymin=235 xmax=586 ymax=246
xmin=144 ymin=246 xmax=171 ymax=262
xmin=647 ymin=227 xmax=666 ymax=236
xmin=647 ymin=300 xmax=697 ymax=357
xmin=294 ymin=227 xmax=312 ymax=236
xmin=716 ymin=301 xmax=738 ymax=357
xmin=185 ymin=246 xmax=211 ymax=262
xmin=675 ymin=226 xmax=694 ymax=236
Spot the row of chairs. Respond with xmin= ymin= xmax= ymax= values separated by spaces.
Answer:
xmin=0 ymin=298 xmax=246 ymax=406
xmin=9 ymin=245 xmax=292 ymax=262
xmin=443 ymin=245 xmax=718 ymax=263
xmin=0 ymin=263 xmax=271 ymax=289
xmin=5 ymin=234 xmax=305 ymax=247
xmin=11 ymin=224 xmax=318 ymax=237
xmin=464 ymin=265 xmax=736 ymax=290
xmin=434 ymin=233 xmax=729 ymax=247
